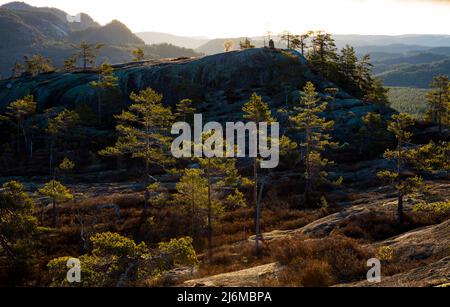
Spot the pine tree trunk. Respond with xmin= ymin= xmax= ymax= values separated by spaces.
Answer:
xmin=97 ymin=90 xmax=102 ymax=125
xmin=398 ymin=194 xmax=404 ymax=224
xmin=397 ymin=140 xmax=404 ymax=224
xmin=49 ymin=138 xmax=54 ymax=176
xmin=16 ymin=119 xmax=20 ymax=154
xmin=207 ymin=160 xmax=213 ymax=263
xmin=135 ymin=161 xmax=149 ymax=239
xmin=254 ymin=157 xmax=260 ymax=256
xmin=304 ymin=125 xmax=312 ymax=205
xmin=52 ymin=199 xmax=57 ymax=228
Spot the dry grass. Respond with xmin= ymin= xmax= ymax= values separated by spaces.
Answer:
xmin=270 ymin=235 xmax=371 ymax=285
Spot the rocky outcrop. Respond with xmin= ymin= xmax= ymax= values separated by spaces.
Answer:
xmin=0 ymin=48 xmax=395 ymax=145
xmin=371 ymin=219 xmax=450 ymax=261
xmin=335 ymin=257 xmax=450 ymax=287
xmin=183 ymin=263 xmax=281 ymax=287
xmin=251 ymin=181 xmax=450 ymax=241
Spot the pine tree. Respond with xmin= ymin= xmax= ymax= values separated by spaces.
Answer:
xmin=354 ymin=54 xmax=389 ymax=103
xmin=132 ymin=47 xmax=145 ymax=61
xmin=90 ymin=62 xmax=118 ymax=125
xmin=199 ymin=148 xmax=248 ymax=261
xmin=338 ymin=45 xmax=358 ymax=82
xmin=63 ymin=56 xmax=77 ymax=71
xmin=11 ymin=60 xmax=24 ymax=78
xmin=175 ymin=98 xmax=195 ymax=122
xmin=242 ymin=93 xmax=275 ymax=255
xmin=38 ymin=180 xmax=73 ymax=227
xmin=409 ymin=141 xmax=450 ymax=173
xmin=46 ymin=109 xmax=80 ymax=176
xmin=289 ymin=82 xmax=338 ymax=204
xmin=0 ymin=181 xmax=37 ymax=261
xmin=224 ymin=40 xmax=235 ymax=52
xmin=240 ymin=38 xmax=255 ymax=49
xmin=378 ymin=113 xmax=422 ymax=224
xmin=364 ymin=78 xmax=389 ymax=104
xmin=426 ymin=75 xmax=449 ymax=134
xmin=291 ymin=32 xmax=311 ymax=55
xmin=6 ymin=95 xmax=36 ymax=157
xmin=307 ymin=31 xmax=338 ymax=78
xmin=280 ymin=31 xmax=294 ymax=49
xmin=23 ymin=55 xmax=54 ymax=76
xmin=180 ymin=130 xmax=249 ymax=261
xmin=72 ymin=41 xmax=103 ymax=71
xmin=324 ymin=87 xmax=339 ymax=118
xmin=100 ymin=88 xmax=174 ymax=228
xmin=57 ymin=157 xmax=76 ymax=183
xmin=174 ymin=169 xmax=208 ymax=246
xmin=356 ymin=112 xmax=390 ymax=155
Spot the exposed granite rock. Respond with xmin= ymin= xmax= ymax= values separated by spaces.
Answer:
xmin=0 ymin=48 xmax=395 ymax=145
xmin=335 ymin=257 xmax=450 ymax=287
xmin=371 ymin=219 xmax=450 ymax=261
xmin=183 ymin=262 xmax=281 ymax=287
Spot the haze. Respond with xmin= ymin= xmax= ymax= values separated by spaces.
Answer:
xmin=1 ymin=0 xmax=450 ymax=37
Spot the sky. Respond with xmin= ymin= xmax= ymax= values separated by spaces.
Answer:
xmin=1 ymin=0 xmax=450 ymax=38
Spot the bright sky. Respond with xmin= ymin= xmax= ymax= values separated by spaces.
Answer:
xmin=2 ymin=0 xmax=450 ymax=37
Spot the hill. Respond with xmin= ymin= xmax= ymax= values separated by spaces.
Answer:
xmin=196 ymin=37 xmax=268 ymax=55
xmin=377 ymin=59 xmax=450 ymax=88
xmin=136 ymin=31 xmax=209 ymax=49
xmin=68 ymin=20 xmax=144 ymax=45
xmin=0 ymin=48 xmax=394 ymax=154
xmin=196 ymin=35 xmax=450 ymax=56
xmin=0 ymin=2 xmax=202 ymax=78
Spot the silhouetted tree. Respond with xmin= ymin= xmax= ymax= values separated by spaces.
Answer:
xmin=224 ymin=40 xmax=235 ymax=52
xmin=240 ymin=38 xmax=255 ymax=49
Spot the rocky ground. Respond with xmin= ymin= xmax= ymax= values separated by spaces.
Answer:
xmin=182 ymin=180 xmax=450 ymax=287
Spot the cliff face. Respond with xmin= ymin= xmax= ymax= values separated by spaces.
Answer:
xmin=0 ymin=48 xmax=394 ymax=143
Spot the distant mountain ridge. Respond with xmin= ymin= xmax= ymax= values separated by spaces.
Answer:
xmin=69 ymin=20 xmax=144 ymax=45
xmin=195 ymin=34 xmax=450 ymax=55
xmin=0 ymin=2 xmax=202 ymax=78
xmin=377 ymin=59 xmax=450 ymax=88
xmin=0 ymin=1 xmax=142 ymax=46
xmin=136 ymin=32 xmax=209 ymax=49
